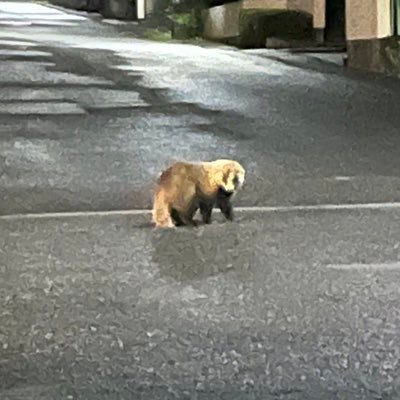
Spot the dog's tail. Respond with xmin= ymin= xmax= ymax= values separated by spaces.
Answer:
xmin=152 ymin=189 xmax=174 ymax=228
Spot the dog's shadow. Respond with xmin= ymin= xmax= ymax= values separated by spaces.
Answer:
xmin=150 ymin=216 xmax=257 ymax=283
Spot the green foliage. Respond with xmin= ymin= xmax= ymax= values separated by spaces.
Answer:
xmin=171 ymin=12 xmax=197 ymax=28
xmin=171 ymin=10 xmax=203 ymax=39
xmin=143 ymin=28 xmax=172 ymax=42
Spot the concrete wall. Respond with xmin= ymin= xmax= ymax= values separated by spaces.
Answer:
xmin=202 ymin=1 xmax=242 ymax=39
xmin=346 ymin=0 xmax=378 ymax=40
xmin=346 ymin=0 xmax=392 ymax=40
xmin=376 ymin=0 xmax=392 ymax=38
xmin=206 ymin=0 xmax=393 ymax=43
xmin=203 ymin=0 xmax=290 ymax=40
xmin=312 ymin=0 xmax=325 ymax=29
xmin=203 ymin=0 xmax=325 ymax=41
xmin=346 ymin=0 xmax=397 ymax=76
xmin=287 ymin=0 xmax=313 ymax=15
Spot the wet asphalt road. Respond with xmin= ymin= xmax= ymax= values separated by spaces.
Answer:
xmin=2 ymin=3 xmax=400 ymax=213
xmin=2 ymin=2 xmax=400 ymax=400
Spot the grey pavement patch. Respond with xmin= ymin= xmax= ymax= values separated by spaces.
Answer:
xmin=3 ymin=139 xmax=55 ymax=164
xmin=0 ymin=88 xmax=148 ymax=108
xmin=0 ymin=88 xmax=66 ymax=101
xmin=0 ymin=61 xmax=113 ymax=85
xmin=103 ymin=19 xmax=128 ymax=25
xmin=64 ymin=88 xmax=149 ymax=108
xmin=0 ymin=101 xmax=85 ymax=115
xmin=243 ymin=48 xmax=346 ymax=67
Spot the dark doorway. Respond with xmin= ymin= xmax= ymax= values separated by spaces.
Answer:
xmin=325 ymin=0 xmax=346 ymax=46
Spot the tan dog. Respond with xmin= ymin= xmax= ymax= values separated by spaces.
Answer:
xmin=152 ymin=159 xmax=245 ymax=228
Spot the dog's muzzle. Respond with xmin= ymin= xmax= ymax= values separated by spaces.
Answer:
xmin=218 ymin=187 xmax=234 ymax=198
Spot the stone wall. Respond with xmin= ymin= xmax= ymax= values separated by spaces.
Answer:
xmin=202 ymin=0 xmax=315 ymax=47
xmin=202 ymin=1 xmax=242 ymax=39
xmin=347 ymin=37 xmax=400 ymax=77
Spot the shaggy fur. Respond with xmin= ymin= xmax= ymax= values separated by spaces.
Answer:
xmin=152 ymin=159 xmax=245 ymax=228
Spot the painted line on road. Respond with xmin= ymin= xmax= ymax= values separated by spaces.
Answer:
xmin=2 ymin=201 xmax=400 ymax=221
xmin=327 ymin=262 xmax=400 ymax=271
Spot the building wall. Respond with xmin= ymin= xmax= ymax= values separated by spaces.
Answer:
xmin=312 ymin=0 xmax=325 ymax=29
xmin=346 ymin=0 xmax=392 ymax=40
xmin=345 ymin=0 xmax=398 ymax=76
xmin=376 ymin=0 xmax=392 ymax=38
xmin=346 ymin=0 xmax=378 ymax=40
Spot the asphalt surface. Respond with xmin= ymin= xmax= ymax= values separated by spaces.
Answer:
xmin=2 ymin=2 xmax=400 ymax=400
xmin=3 ymin=210 xmax=400 ymax=400
xmin=2 ymin=3 xmax=400 ymax=213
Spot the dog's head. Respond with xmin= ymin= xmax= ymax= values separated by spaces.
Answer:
xmin=212 ymin=159 xmax=246 ymax=195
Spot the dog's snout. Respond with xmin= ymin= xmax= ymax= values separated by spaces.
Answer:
xmin=218 ymin=187 xmax=234 ymax=198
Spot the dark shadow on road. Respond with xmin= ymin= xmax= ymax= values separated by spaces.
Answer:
xmin=260 ymin=52 xmax=400 ymax=91
xmin=150 ymin=217 xmax=260 ymax=283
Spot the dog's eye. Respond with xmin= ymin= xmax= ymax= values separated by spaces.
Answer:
xmin=233 ymin=176 xmax=239 ymax=186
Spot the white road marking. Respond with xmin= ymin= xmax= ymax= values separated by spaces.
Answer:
xmin=327 ymin=262 xmax=400 ymax=271
xmin=0 ymin=50 xmax=52 ymax=57
xmin=333 ymin=176 xmax=353 ymax=181
xmin=0 ymin=102 xmax=85 ymax=115
xmin=0 ymin=21 xmax=32 ymax=26
xmin=2 ymin=201 xmax=400 ymax=221
xmin=0 ymin=39 xmax=39 ymax=46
